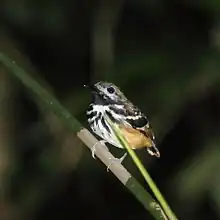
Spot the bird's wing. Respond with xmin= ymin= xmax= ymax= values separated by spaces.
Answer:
xmin=108 ymin=103 xmax=159 ymax=157
xmin=109 ymin=103 xmax=155 ymax=140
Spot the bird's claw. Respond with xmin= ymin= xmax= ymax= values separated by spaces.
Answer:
xmin=106 ymin=153 xmax=127 ymax=172
xmin=91 ymin=140 xmax=107 ymax=159
xmin=91 ymin=145 xmax=97 ymax=159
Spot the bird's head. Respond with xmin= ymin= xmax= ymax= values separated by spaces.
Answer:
xmin=85 ymin=81 xmax=127 ymax=105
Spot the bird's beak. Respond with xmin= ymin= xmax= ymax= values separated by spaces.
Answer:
xmin=84 ymin=84 xmax=97 ymax=92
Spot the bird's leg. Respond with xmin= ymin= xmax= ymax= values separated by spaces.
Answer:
xmin=119 ymin=152 xmax=128 ymax=163
xmin=91 ymin=140 xmax=108 ymax=159
xmin=107 ymin=152 xmax=127 ymax=172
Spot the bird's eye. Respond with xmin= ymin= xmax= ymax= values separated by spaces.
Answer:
xmin=107 ymin=86 xmax=115 ymax=94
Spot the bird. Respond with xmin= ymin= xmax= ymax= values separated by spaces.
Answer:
xmin=85 ymin=81 xmax=160 ymax=164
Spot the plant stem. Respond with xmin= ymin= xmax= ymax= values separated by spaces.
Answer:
xmin=0 ymin=53 xmax=171 ymax=220
xmin=106 ymin=117 xmax=178 ymax=220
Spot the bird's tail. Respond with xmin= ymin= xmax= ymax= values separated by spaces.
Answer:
xmin=147 ymin=143 xmax=160 ymax=158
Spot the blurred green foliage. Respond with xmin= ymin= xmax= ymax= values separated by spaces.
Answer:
xmin=1 ymin=0 xmax=220 ymax=219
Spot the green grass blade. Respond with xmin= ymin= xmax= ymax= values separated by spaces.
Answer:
xmin=105 ymin=115 xmax=178 ymax=220
xmin=0 ymin=53 xmax=171 ymax=220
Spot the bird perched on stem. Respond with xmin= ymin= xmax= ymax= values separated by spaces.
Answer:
xmin=85 ymin=81 xmax=160 ymax=164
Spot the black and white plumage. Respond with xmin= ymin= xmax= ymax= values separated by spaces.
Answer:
xmin=85 ymin=81 xmax=160 ymax=160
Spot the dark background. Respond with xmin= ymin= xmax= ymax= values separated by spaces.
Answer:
xmin=1 ymin=0 xmax=220 ymax=219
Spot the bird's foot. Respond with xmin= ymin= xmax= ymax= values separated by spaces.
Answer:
xmin=107 ymin=152 xmax=127 ymax=172
xmin=91 ymin=140 xmax=108 ymax=159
